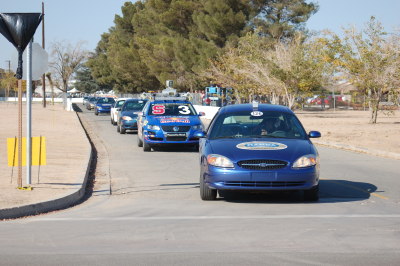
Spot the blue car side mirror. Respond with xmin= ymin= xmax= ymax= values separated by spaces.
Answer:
xmin=194 ymin=131 xmax=206 ymax=138
xmin=308 ymin=131 xmax=321 ymax=138
xmin=198 ymin=112 xmax=206 ymax=117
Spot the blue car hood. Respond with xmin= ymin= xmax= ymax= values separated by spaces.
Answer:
xmin=148 ymin=116 xmax=201 ymax=126
xmin=207 ymin=138 xmax=314 ymax=163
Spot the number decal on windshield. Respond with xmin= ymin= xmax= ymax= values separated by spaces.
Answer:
xmin=178 ymin=105 xmax=190 ymax=115
xmin=152 ymin=105 xmax=165 ymax=114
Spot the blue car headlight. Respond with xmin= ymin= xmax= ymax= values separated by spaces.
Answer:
xmin=148 ymin=125 xmax=161 ymax=131
xmin=192 ymin=124 xmax=203 ymax=131
xmin=121 ymin=116 xmax=133 ymax=121
xmin=207 ymin=154 xmax=234 ymax=168
xmin=292 ymin=154 xmax=318 ymax=168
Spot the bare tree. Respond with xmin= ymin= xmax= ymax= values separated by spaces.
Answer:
xmin=49 ymin=41 xmax=88 ymax=109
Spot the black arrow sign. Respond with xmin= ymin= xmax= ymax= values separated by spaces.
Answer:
xmin=0 ymin=13 xmax=43 ymax=79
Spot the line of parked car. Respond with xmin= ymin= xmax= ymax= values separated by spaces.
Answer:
xmin=82 ymin=95 xmax=322 ymax=202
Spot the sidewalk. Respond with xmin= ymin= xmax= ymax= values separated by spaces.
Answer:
xmin=0 ymin=102 xmax=91 ymax=219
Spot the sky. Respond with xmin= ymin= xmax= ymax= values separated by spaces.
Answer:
xmin=1 ymin=0 xmax=399 ymax=72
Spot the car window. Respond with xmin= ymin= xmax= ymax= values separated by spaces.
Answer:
xmin=116 ymin=100 xmax=125 ymax=108
xmin=209 ymin=111 xmax=307 ymax=139
xmin=149 ymin=103 xmax=196 ymax=116
xmin=123 ymin=100 xmax=147 ymax=111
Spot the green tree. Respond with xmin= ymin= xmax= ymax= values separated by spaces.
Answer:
xmin=86 ymin=33 xmax=116 ymax=90
xmin=251 ymin=0 xmax=318 ymax=40
xmin=74 ymin=65 xmax=99 ymax=93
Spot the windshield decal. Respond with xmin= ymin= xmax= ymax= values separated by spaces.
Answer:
xmin=236 ymin=141 xmax=287 ymax=150
xmin=152 ymin=105 xmax=165 ymax=115
xmin=160 ymin=117 xmax=190 ymax=123
xmin=178 ymin=105 xmax=191 ymax=115
xmin=251 ymin=111 xmax=263 ymax=116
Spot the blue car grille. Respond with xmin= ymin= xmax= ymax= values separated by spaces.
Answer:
xmin=222 ymin=181 xmax=305 ymax=187
xmin=162 ymin=126 xmax=191 ymax=132
xmin=238 ymin=160 xmax=287 ymax=170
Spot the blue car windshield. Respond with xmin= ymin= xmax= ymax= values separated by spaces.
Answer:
xmin=209 ymin=111 xmax=307 ymax=140
xmin=149 ymin=103 xmax=196 ymax=116
xmin=123 ymin=100 xmax=147 ymax=111
xmin=97 ymin=98 xmax=115 ymax=104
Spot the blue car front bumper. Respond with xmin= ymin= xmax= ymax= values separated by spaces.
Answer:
xmin=121 ymin=120 xmax=138 ymax=130
xmin=144 ymin=129 xmax=200 ymax=145
xmin=97 ymin=106 xmax=112 ymax=113
xmin=203 ymin=165 xmax=318 ymax=191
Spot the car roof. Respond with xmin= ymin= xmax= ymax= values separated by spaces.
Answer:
xmin=219 ymin=104 xmax=293 ymax=115
xmin=124 ymin=98 xmax=147 ymax=102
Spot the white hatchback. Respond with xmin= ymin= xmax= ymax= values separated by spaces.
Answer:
xmin=110 ymin=98 xmax=129 ymax=125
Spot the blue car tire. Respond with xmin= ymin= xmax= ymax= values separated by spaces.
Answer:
xmin=143 ymin=138 xmax=151 ymax=152
xmin=200 ymin=175 xmax=217 ymax=201
xmin=119 ymin=124 xmax=126 ymax=134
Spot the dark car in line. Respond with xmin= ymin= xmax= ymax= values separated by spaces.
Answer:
xmin=117 ymin=99 xmax=148 ymax=134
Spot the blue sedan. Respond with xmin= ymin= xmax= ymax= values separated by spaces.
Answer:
xmin=137 ymin=99 xmax=204 ymax=151
xmin=199 ymin=103 xmax=321 ymax=201
xmin=94 ymin=97 xmax=115 ymax=115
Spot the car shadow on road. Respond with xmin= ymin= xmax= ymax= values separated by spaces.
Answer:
xmin=219 ymin=179 xmax=379 ymax=204
xmin=151 ymin=146 xmax=199 ymax=153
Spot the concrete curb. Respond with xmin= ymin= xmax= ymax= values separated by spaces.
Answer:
xmin=313 ymin=140 xmax=400 ymax=160
xmin=0 ymin=109 xmax=93 ymax=220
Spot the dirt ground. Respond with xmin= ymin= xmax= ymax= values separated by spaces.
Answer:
xmin=295 ymin=109 xmax=400 ymax=155
xmin=0 ymin=102 xmax=90 ymax=210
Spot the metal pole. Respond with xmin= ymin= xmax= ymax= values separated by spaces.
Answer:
xmin=27 ymin=39 xmax=33 ymax=185
xmin=18 ymin=79 xmax=22 ymax=188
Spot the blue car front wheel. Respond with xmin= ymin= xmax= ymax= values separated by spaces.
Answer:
xmin=143 ymin=138 xmax=151 ymax=152
xmin=200 ymin=175 xmax=217 ymax=201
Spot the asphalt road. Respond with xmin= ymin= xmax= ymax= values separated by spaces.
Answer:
xmin=1 ymin=106 xmax=399 ymax=266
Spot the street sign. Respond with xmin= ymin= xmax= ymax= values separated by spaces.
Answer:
xmin=11 ymin=42 xmax=48 ymax=80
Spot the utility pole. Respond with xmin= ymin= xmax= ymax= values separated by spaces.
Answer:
xmin=5 ymin=60 xmax=11 ymax=72
xmin=41 ymin=2 xmax=46 ymax=108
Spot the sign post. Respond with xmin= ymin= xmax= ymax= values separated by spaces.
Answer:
xmin=0 ymin=13 xmax=43 ymax=189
